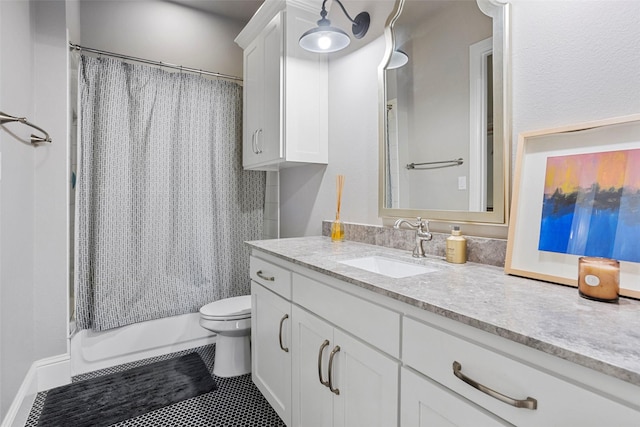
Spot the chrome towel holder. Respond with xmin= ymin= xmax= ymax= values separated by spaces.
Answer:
xmin=0 ymin=111 xmax=52 ymax=144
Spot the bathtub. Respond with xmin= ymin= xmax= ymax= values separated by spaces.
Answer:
xmin=69 ymin=312 xmax=216 ymax=376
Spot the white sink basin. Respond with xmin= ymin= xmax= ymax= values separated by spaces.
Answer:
xmin=339 ymin=256 xmax=437 ymax=278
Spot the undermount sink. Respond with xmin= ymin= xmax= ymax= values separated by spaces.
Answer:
xmin=339 ymin=256 xmax=438 ymax=278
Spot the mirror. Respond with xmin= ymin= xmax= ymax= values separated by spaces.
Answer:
xmin=379 ymin=0 xmax=510 ymax=224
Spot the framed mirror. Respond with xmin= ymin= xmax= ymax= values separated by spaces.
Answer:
xmin=379 ymin=0 xmax=511 ymax=225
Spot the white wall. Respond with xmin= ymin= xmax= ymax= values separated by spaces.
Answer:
xmin=0 ymin=1 xmax=36 ymax=418
xmin=281 ymin=36 xmax=384 ymax=237
xmin=78 ymin=0 xmax=246 ymax=78
xmin=279 ymin=0 xmax=640 ymax=238
xmin=0 ymin=0 xmax=68 ymax=419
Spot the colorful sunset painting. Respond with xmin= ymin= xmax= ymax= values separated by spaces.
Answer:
xmin=538 ymin=148 xmax=640 ymax=263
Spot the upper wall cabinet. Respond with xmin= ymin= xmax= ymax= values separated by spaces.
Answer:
xmin=236 ymin=0 xmax=329 ymax=171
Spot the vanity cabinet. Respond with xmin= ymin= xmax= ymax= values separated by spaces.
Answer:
xmin=236 ymin=2 xmax=328 ymax=171
xmin=291 ymin=303 xmax=399 ymax=427
xmin=402 ymin=313 xmax=640 ymax=427
xmin=249 ymin=249 xmax=640 ymax=427
xmin=401 ymin=367 xmax=510 ymax=426
xmin=250 ymin=256 xmax=293 ymax=425
xmin=250 ymin=255 xmax=400 ymax=427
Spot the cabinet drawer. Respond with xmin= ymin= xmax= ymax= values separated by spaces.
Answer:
xmin=401 ymin=367 xmax=510 ymax=427
xmin=293 ymin=273 xmax=400 ymax=358
xmin=403 ymin=316 xmax=639 ymax=427
xmin=250 ymin=256 xmax=291 ymax=299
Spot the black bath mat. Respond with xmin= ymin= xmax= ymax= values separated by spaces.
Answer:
xmin=37 ymin=352 xmax=217 ymax=427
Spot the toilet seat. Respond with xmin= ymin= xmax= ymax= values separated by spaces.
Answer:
xmin=200 ymin=295 xmax=251 ymax=321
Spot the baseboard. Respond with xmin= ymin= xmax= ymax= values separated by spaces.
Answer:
xmin=1 ymin=354 xmax=70 ymax=427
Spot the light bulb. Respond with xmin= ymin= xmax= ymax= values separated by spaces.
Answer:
xmin=318 ymin=36 xmax=332 ymax=51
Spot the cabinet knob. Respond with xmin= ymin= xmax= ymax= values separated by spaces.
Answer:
xmin=452 ymin=361 xmax=537 ymax=410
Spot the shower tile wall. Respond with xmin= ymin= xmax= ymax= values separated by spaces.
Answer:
xmin=263 ymin=171 xmax=279 ymax=239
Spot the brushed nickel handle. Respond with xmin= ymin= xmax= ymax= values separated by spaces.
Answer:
xmin=452 ymin=361 xmax=537 ymax=410
xmin=278 ymin=314 xmax=289 ymax=353
xmin=256 ymin=128 xmax=263 ymax=154
xmin=256 ymin=270 xmax=275 ymax=281
xmin=251 ymin=129 xmax=258 ymax=154
xmin=328 ymin=345 xmax=341 ymax=395
xmin=318 ymin=340 xmax=330 ymax=387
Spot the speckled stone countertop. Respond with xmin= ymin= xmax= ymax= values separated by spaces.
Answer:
xmin=246 ymin=236 xmax=640 ymax=386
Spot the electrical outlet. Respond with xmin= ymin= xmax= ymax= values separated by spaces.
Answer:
xmin=458 ymin=176 xmax=466 ymax=190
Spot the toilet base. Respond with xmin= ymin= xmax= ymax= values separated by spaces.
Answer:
xmin=213 ymin=334 xmax=251 ymax=377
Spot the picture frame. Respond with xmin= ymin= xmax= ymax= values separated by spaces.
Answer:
xmin=505 ymin=114 xmax=640 ymax=299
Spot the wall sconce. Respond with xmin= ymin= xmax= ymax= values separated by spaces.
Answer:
xmin=299 ymin=0 xmax=370 ymax=53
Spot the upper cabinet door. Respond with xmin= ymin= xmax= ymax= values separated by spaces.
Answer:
xmin=238 ymin=5 xmax=328 ymax=171
xmin=243 ymin=14 xmax=282 ymax=169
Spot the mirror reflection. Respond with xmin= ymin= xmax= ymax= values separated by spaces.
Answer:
xmin=380 ymin=0 xmax=509 ymax=224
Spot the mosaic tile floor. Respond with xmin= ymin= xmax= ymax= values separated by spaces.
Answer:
xmin=25 ymin=344 xmax=286 ymax=427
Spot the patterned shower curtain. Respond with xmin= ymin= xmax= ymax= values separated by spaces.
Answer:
xmin=75 ymin=55 xmax=265 ymax=331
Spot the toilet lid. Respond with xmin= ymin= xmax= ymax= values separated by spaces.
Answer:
xmin=200 ymin=295 xmax=252 ymax=320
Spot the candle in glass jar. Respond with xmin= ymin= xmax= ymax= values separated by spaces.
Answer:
xmin=578 ymin=257 xmax=619 ymax=302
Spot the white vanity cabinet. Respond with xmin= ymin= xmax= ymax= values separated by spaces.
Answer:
xmin=249 ymin=249 xmax=640 ymax=427
xmin=401 ymin=367 xmax=510 ymax=427
xmin=290 ymin=278 xmax=400 ymax=427
xmin=402 ymin=313 xmax=640 ymax=427
xmin=250 ymin=256 xmax=293 ymax=425
xmin=236 ymin=2 xmax=328 ymax=171
xmin=250 ymin=254 xmax=400 ymax=427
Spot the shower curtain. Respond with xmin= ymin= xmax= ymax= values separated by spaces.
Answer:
xmin=75 ymin=55 xmax=265 ymax=331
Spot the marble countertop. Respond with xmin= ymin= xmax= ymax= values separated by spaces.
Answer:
xmin=246 ymin=236 xmax=640 ymax=386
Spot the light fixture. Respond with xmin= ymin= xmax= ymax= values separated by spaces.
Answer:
xmin=387 ymin=50 xmax=409 ymax=69
xmin=299 ymin=0 xmax=370 ymax=53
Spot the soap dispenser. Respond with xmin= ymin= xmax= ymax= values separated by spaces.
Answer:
xmin=446 ymin=226 xmax=467 ymax=264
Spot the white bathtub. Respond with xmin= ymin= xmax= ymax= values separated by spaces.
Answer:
xmin=70 ymin=312 xmax=216 ymax=376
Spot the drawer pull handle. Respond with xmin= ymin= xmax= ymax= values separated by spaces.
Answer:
xmin=328 ymin=345 xmax=341 ymax=395
xmin=278 ymin=314 xmax=289 ymax=352
xmin=452 ymin=361 xmax=537 ymax=410
xmin=256 ymin=270 xmax=275 ymax=281
xmin=318 ymin=340 xmax=330 ymax=387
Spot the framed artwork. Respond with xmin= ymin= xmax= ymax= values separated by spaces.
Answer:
xmin=505 ymin=114 xmax=640 ymax=299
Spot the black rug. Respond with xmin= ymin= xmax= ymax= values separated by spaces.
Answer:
xmin=37 ymin=352 xmax=217 ymax=427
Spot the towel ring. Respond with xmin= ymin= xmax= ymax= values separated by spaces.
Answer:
xmin=0 ymin=111 xmax=52 ymax=144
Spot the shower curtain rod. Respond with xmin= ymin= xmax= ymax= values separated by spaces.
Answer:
xmin=69 ymin=43 xmax=243 ymax=82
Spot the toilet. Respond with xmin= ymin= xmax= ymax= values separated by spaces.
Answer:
xmin=199 ymin=295 xmax=252 ymax=377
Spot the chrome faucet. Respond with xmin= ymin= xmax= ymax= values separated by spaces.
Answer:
xmin=393 ymin=217 xmax=432 ymax=258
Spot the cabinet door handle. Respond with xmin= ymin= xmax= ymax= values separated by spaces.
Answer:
xmin=251 ymin=129 xmax=258 ymax=154
xmin=452 ymin=361 xmax=537 ymax=410
xmin=318 ymin=339 xmax=330 ymax=387
xmin=256 ymin=270 xmax=275 ymax=281
xmin=278 ymin=314 xmax=289 ymax=353
xmin=256 ymin=128 xmax=263 ymax=154
xmin=328 ymin=345 xmax=341 ymax=395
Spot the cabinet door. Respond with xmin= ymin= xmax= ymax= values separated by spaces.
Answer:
xmin=258 ymin=13 xmax=283 ymax=164
xmin=401 ymin=368 xmax=511 ymax=427
xmin=251 ymin=282 xmax=291 ymax=425
xmin=243 ymin=36 xmax=264 ymax=168
xmin=332 ymin=329 xmax=399 ymax=427
xmin=291 ymin=306 xmax=334 ymax=427
xmin=243 ymin=14 xmax=282 ymax=169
